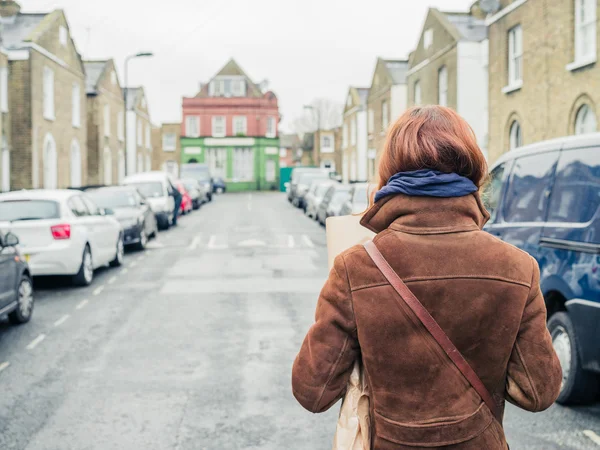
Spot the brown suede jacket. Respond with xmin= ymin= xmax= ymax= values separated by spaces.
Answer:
xmin=292 ymin=193 xmax=562 ymax=450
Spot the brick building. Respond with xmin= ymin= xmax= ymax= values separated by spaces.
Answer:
xmin=0 ymin=50 xmax=9 ymax=192
xmin=488 ymin=0 xmax=600 ymax=163
xmin=125 ymin=87 xmax=152 ymax=176
xmin=342 ymin=86 xmax=369 ymax=183
xmin=367 ymin=58 xmax=409 ymax=181
xmin=312 ymin=128 xmax=342 ymax=173
xmin=181 ymin=59 xmax=280 ymax=192
xmin=1 ymin=1 xmax=87 ymax=189
xmin=152 ymin=123 xmax=181 ymax=177
xmin=407 ymin=6 xmax=489 ymax=158
xmin=85 ymin=59 xmax=125 ymax=185
xmin=279 ymin=133 xmax=301 ymax=168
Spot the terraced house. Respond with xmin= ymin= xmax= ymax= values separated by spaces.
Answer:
xmin=367 ymin=58 xmax=409 ymax=180
xmin=1 ymin=1 xmax=86 ymax=189
xmin=407 ymin=5 xmax=489 ymax=158
xmin=341 ymin=86 xmax=369 ymax=183
xmin=125 ymin=87 xmax=152 ymax=176
xmin=488 ymin=0 xmax=600 ymax=162
xmin=85 ymin=59 xmax=125 ymax=185
xmin=152 ymin=123 xmax=181 ymax=177
xmin=181 ymin=59 xmax=280 ymax=192
xmin=0 ymin=49 xmax=9 ymax=192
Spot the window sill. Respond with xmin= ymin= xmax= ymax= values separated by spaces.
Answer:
xmin=211 ymin=134 xmax=226 ymax=138
xmin=566 ymin=57 xmax=597 ymax=72
xmin=44 ymin=114 xmax=55 ymax=122
xmin=501 ymin=81 xmax=522 ymax=95
xmin=72 ymin=124 xmax=80 ymax=129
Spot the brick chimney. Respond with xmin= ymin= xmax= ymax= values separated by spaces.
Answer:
xmin=0 ymin=1 xmax=21 ymax=18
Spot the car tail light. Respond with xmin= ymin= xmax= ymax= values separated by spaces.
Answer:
xmin=51 ymin=224 xmax=71 ymax=240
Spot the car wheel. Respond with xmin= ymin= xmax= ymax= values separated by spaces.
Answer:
xmin=208 ymin=193 xmax=213 ymax=202
xmin=73 ymin=245 xmax=94 ymax=286
xmin=110 ymin=236 xmax=125 ymax=267
xmin=136 ymin=229 xmax=148 ymax=251
xmin=8 ymin=275 xmax=34 ymax=325
xmin=216 ymin=187 xmax=224 ymax=194
xmin=549 ymin=312 xmax=599 ymax=404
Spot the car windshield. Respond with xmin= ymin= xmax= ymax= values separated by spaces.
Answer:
xmin=128 ymin=182 xmax=163 ymax=198
xmin=87 ymin=191 xmax=138 ymax=209
xmin=0 ymin=200 xmax=60 ymax=221
xmin=180 ymin=165 xmax=211 ymax=182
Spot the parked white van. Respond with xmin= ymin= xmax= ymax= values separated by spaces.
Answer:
xmin=123 ymin=172 xmax=176 ymax=230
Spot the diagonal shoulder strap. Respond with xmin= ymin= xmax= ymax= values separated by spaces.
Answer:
xmin=363 ymin=240 xmax=501 ymax=422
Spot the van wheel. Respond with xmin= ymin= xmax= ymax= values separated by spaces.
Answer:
xmin=73 ymin=246 xmax=94 ymax=286
xmin=549 ymin=312 xmax=599 ymax=404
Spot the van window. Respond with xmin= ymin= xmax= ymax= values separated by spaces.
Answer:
xmin=482 ymin=164 xmax=506 ymax=221
xmin=503 ymin=151 xmax=559 ymax=223
xmin=547 ymin=148 xmax=600 ymax=223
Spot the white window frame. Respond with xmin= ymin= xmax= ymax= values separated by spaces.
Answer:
xmin=381 ymin=100 xmax=389 ymax=132
xmin=212 ymin=116 xmax=226 ymax=137
xmin=266 ymin=116 xmax=276 ymax=138
xmin=145 ymin=124 xmax=151 ymax=150
xmin=59 ymin=26 xmax=68 ymax=46
xmin=351 ymin=116 xmax=357 ymax=145
xmin=507 ymin=25 xmax=523 ymax=88
xmin=103 ymin=147 xmax=112 ymax=185
xmin=573 ymin=0 xmax=597 ymax=67
xmin=185 ymin=116 xmax=200 ymax=137
xmin=117 ymin=111 xmax=124 ymax=142
xmin=342 ymin=123 xmax=348 ymax=148
xmin=206 ymin=147 xmax=227 ymax=179
xmin=233 ymin=116 xmax=247 ymax=135
xmin=424 ymin=28 xmax=433 ymax=50
xmin=43 ymin=66 xmax=55 ymax=121
xmin=104 ymin=104 xmax=110 ymax=137
xmin=509 ymin=120 xmax=522 ymax=150
xmin=438 ymin=66 xmax=448 ymax=107
xmin=163 ymin=133 xmax=177 ymax=151
xmin=322 ymin=135 xmax=332 ymax=150
xmin=233 ymin=147 xmax=254 ymax=181
xmin=414 ymin=80 xmax=422 ymax=106
xmin=137 ymin=120 xmax=142 ymax=146
xmin=575 ymin=104 xmax=597 ymax=134
xmin=71 ymin=83 xmax=80 ymax=128
xmin=368 ymin=109 xmax=374 ymax=133
xmin=0 ymin=68 xmax=8 ymax=113
xmin=111 ymin=71 xmax=117 ymax=85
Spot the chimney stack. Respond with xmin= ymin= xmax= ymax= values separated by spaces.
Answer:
xmin=0 ymin=1 xmax=21 ymax=17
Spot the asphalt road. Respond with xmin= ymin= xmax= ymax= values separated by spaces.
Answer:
xmin=0 ymin=192 xmax=599 ymax=450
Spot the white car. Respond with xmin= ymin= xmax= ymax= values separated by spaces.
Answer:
xmin=123 ymin=172 xmax=176 ymax=230
xmin=0 ymin=189 xmax=124 ymax=286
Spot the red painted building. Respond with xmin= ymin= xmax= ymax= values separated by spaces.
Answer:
xmin=180 ymin=59 xmax=281 ymax=191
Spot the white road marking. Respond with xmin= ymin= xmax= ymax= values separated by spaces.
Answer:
xmin=130 ymin=261 xmax=138 ymax=268
xmin=93 ymin=285 xmax=104 ymax=296
xmin=107 ymin=276 xmax=117 ymax=285
xmin=121 ymin=268 xmax=129 ymax=275
xmin=76 ymin=299 xmax=89 ymax=310
xmin=137 ymin=255 xmax=145 ymax=262
xmin=53 ymin=314 xmax=70 ymax=327
xmin=0 ymin=361 xmax=10 ymax=373
xmin=302 ymin=235 xmax=315 ymax=248
xmin=584 ymin=430 xmax=600 ymax=446
xmin=26 ymin=334 xmax=46 ymax=350
xmin=288 ymin=235 xmax=295 ymax=248
xmin=208 ymin=235 xmax=217 ymax=249
xmin=188 ymin=235 xmax=202 ymax=250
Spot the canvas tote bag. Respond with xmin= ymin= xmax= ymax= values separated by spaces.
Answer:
xmin=326 ymin=214 xmax=375 ymax=450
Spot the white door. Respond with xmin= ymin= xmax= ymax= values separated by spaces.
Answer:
xmin=43 ymin=134 xmax=57 ymax=189
xmin=104 ymin=148 xmax=113 ymax=185
xmin=70 ymin=140 xmax=82 ymax=188
xmin=1 ymin=144 xmax=9 ymax=192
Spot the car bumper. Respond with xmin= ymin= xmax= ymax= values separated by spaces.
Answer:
xmin=123 ymin=225 xmax=143 ymax=245
xmin=22 ymin=243 xmax=83 ymax=276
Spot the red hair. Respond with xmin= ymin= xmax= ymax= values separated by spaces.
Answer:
xmin=376 ymin=106 xmax=488 ymax=192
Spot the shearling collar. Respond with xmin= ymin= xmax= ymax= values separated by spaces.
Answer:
xmin=360 ymin=192 xmax=490 ymax=235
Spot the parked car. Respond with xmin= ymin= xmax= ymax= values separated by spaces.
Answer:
xmin=339 ymin=183 xmax=372 ymax=216
xmin=482 ymin=133 xmax=600 ymax=405
xmin=293 ymin=172 xmax=332 ymax=209
xmin=0 ymin=230 xmax=33 ymax=325
xmin=317 ymin=184 xmax=351 ymax=225
xmin=180 ymin=178 xmax=204 ymax=210
xmin=176 ymin=181 xmax=193 ymax=215
xmin=86 ymin=186 xmax=158 ymax=250
xmin=213 ymin=177 xmax=227 ymax=194
xmin=123 ymin=172 xmax=176 ymax=230
xmin=180 ymin=163 xmax=213 ymax=202
xmin=288 ymin=167 xmax=330 ymax=203
xmin=0 ymin=189 xmax=124 ymax=286
xmin=305 ymin=181 xmax=335 ymax=219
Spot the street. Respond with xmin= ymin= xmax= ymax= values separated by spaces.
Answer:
xmin=0 ymin=192 xmax=599 ymax=450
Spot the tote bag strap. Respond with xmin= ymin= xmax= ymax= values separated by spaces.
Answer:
xmin=363 ymin=240 xmax=501 ymax=423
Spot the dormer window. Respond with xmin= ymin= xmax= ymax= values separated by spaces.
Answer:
xmin=209 ymin=77 xmax=246 ymax=97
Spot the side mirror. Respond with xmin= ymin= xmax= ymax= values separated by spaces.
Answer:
xmin=4 ymin=232 xmax=19 ymax=247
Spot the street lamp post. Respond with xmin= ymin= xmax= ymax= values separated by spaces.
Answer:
xmin=123 ymin=52 xmax=153 ymax=176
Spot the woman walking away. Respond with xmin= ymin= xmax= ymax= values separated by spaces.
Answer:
xmin=292 ymin=106 xmax=562 ymax=450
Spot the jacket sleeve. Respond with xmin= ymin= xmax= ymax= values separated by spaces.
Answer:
xmin=505 ymin=257 xmax=562 ymax=411
xmin=292 ymin=254 xmax=359 ymax=413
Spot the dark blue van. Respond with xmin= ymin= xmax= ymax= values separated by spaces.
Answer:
xmin=483 ymin=134 xmax=600 ymax=405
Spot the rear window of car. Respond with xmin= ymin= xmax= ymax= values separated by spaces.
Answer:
xmin=0 ymin=200 xmax=60 ymax=221
xmin=128 ymin=182 xmax=163 ymax=198
xmin=547 ymin=147 xmax=600 ymax=223
xmin=503 ymin=151 xmax=559 ymax=223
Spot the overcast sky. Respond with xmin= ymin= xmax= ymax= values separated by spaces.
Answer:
xmin=28 ymin=0 xmax=476 ymax=131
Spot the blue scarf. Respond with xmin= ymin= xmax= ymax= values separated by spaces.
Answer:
xmin=374 ymin=169 xmax=477 ymax=203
